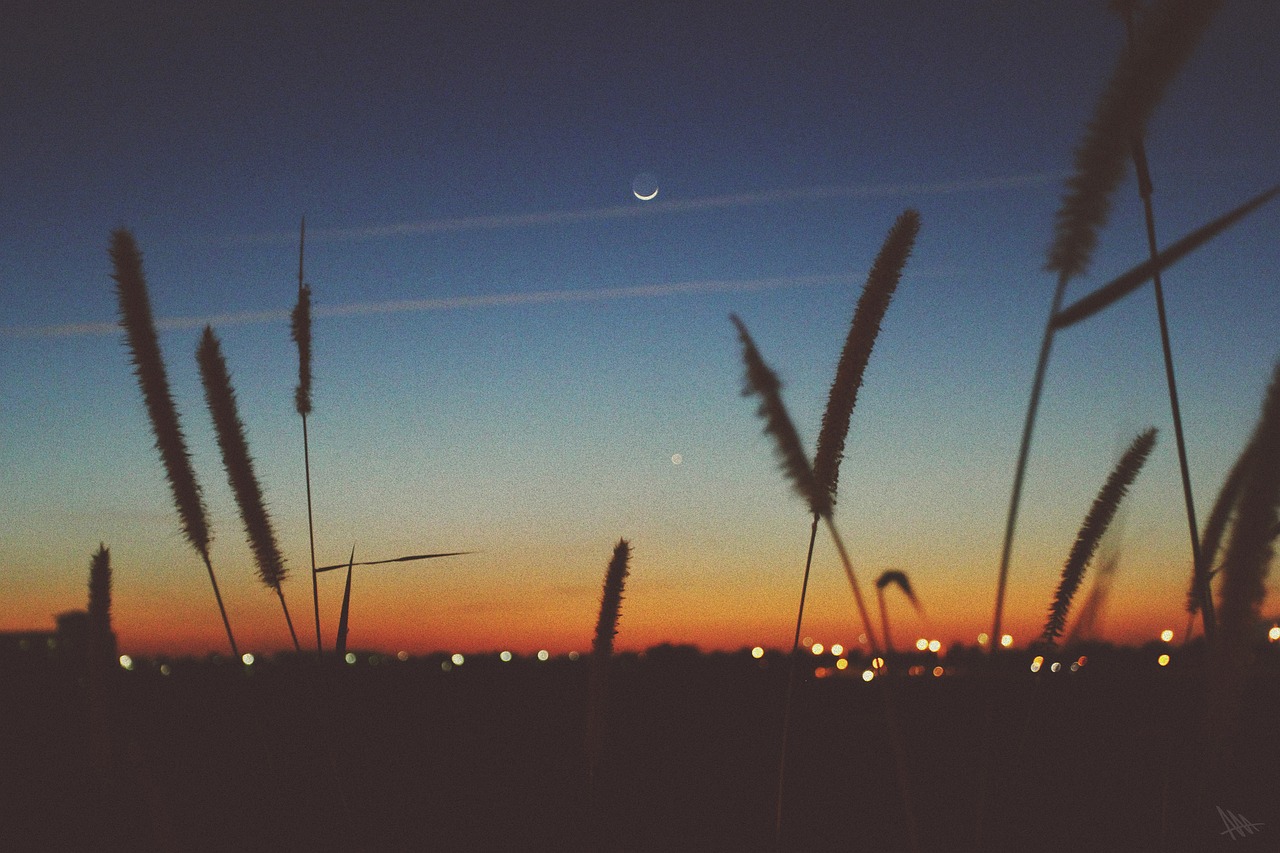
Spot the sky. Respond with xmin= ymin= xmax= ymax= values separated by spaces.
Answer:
xmin=2 ymin=1 xmax=1278 ymax=657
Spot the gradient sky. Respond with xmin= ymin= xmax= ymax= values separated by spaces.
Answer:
xmin=3 ymin=1 xmax=1278 ymax=657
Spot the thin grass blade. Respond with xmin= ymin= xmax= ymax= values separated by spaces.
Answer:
xmin=335 ymin=546 xmax=355 ymax=659
xmin=1052 ymin=184 xmax=1280 ymax=330
xmin=314 ymin=551 xmax=475 ymax=573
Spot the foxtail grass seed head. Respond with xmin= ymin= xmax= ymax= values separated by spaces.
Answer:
xmin=1042 ymin=428 xmax=1156 ymax=645
xmin=292 ymin=284 xmax=312 ymax=416
xmin=1215 ymin=363 xmax=1280 ymax=647
xmin=814 ymin=209 xmax=918 ymax=505
xmin=1046 ymin=0 xmax=1223 ymax=279
xmin=197 ymin=325 xmax=288 ymax=591
xmin=112 ymin=229 xmax=212 ymax=557
xmin=875 ymin=569 xmax=922 ymax=613
xmin=731 ymin=314 xmax=830 ymax=519
xmin=88 ymin=544 xmax=113 ymax=657
xmin=593 ymin=539 xmax=631 ymax=657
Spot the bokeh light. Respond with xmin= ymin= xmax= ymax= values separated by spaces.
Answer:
xmin=118 ymin=654 xmax=133 ymax=671
xmin=1157 ymin=653 xmax=1170 ymax=667
xmin=537 ymin=650 xmax=550 ymax=661
xmin=242 ymin=653 xmax=255 ymax=666
xmin=1000 ymin=634 xmax=1013 ymax=648
xmin=1160 ymin=629 xmax=1174 ymax=642
xmin=751 ymin=646 xmax=765 ymax=659
xmin=500 ymin=650 xmax=513 ymax=662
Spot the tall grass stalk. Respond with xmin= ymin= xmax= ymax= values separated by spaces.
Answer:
xmin=732 ymin=314 xmax=918 ymax=852
xmin=1194 ymin=364 xmax=1280 ymax=831
xmin=291 ymin=217 xmax=322 ymax=655
xmin=1209 ymin=364 xmax=1280 ymax=724
xmin=111 ymin=229 xmax=238 ymax=657
xmin=1114 ymin=1 xmax=1211 ymax=641
xmin=773 ymin=211 xmax=917 ymax=843
xmin=586 ymin=538 xmax=630 ymax=788
xmin=197 ymin=325 xmax=300 ymax=651
xmin=992 ymin=0 xmax=1224 ymax=653
xmin=1041 ymin=428 xmax=1157 ymax=646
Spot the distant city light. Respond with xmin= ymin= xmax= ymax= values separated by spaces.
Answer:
xmin=915 ymin=638 xmax=929 ymax=651
xmin=1050 ymin=662 xmax=1061 ymax=673
xmin=345 ymin=652 xmax=356 ymax=665
xmin=1070 ymin=662 xmax=1080 ymax=672
xmin=537 ymin=650 xmax=550 ymax=661
xmin=802 ymin=636 xmax=813 ymax=648
xmin=835 ymin=658 xmax=849 ymax=670
xmin=1160 ymin=629 xmax=1174 ymax=643
xmin=1158 ymin=653 xmax=1170 ymax=667
xmin=441 ymin=661 xmax=452 ymax=672
xmin=159 ymin=663 xmax=171 ymax=676
xmin=451 ymin=653 xmax=465 ymax=666
xmin=1076 ymin=655 xmax=1088 ymax=667
xmin=871 ymin=656 xmax=885 ymax=670
xmin=932 ymin=666 xmax=944 ymax=677
xmin=568 ymin=651 xmax=580 ymax=661
xmin=751 ymin=646 xmax=765 ymax=659
xmin=499 ymin=650 xmax=513 ymax=662
xmin=397 ymin=651 xmax=409 ymax=662
xmin=861 ymin=669 xmax=875 ymax=682
xmin=1030 ymin=655 xmax=1044 ymax=673
xmin=811 ymin=643 xmax=825 ymax=655
xmin=830 ymin=643 xmax=844 ymax=656
xmin=242 ymin=653 xmax=255 ymax=666
xmin=119 ymin=654 xmax=134 ymax=671
xmin=1269 ymin=625 xmax=1280 ymax=642
xmin=1000 ymin=634 xmax=1013 ymax=648
xmin=814 ymin=667 xmax=830 ymax=679
xmin=858 ymin=633 xmax=867 ymax=645
xmin=977 ymin=633 xmax=989 ymax=646
xmin=928 ymin=640 xmax=941 ymax=653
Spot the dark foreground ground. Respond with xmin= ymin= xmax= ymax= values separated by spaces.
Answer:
xmin=2 ymin=644 xmax=1276 ymax=852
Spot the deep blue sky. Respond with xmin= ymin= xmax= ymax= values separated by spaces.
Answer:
xmin=2 ymin=2 xmax=1278 ymax=654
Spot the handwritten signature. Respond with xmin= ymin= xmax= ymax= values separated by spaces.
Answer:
xmin=1218 ymin=805 xmax=1263 ymax=840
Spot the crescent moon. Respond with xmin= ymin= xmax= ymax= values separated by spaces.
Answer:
xmin=633 ymin=187 xmax=659 ymax=201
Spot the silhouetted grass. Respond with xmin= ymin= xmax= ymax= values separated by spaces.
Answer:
xmin=197 ymin=325 xmax=300 ymax=652
xmin=586 ymin=538 xmax=630 ymax=788
xmin=875 ymin=569 xmax=925 ymax=656
xmin=111 ymin=229 xmax=238 ymax=657
xmin=1041 ymin=428 xmax=1157 ymax=647
xmin=291 ymin=218 xmax=323 ymax=656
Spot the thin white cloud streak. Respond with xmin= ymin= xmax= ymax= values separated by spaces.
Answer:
xmin=266 ymin=171 xmax=1066 ymax=243
xmin=3 ymin=273 xmax=863 ymax=339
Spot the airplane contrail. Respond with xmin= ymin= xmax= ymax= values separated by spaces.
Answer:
xmin=4 ymin=272 xmax=868 ymax=339
xmin=261 ymin=171 xmax=1065 ymax=242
